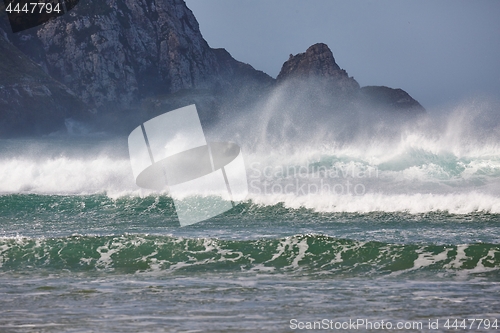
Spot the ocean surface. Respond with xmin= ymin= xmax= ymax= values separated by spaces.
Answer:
xmin=1 ymin=103 xmax=500 ymax=332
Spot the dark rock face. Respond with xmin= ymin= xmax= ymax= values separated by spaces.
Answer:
xmin=360 ymin=86 xmax=425 ymax=114
xmin=213 ymin=48 xmax=274 ymax=90
xmin=0 ymin=33 xmax=88 ymax=136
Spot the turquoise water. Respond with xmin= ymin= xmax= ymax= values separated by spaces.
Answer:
xmin=1 ymin=133 xmax=500 ymax=332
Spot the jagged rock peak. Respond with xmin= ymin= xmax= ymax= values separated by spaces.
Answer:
xmin=276 ymin=43 xmax=360 ymax=94
xmin=277 ymin=43 xmax=347 ymax=81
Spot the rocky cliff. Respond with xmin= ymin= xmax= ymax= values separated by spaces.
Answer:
xmin=0 ymin=0 xmax=273 ymax=135
xmin=2 ymin=0 xmax=272 ymax=110
xmin=359 ymin=86 xmax=425 ymax=114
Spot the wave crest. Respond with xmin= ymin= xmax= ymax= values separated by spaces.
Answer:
xmin=1 ymin=234 xmax=498 ymax=277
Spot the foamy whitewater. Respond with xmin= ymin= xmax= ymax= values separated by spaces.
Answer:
xmin=1 ymin=99 xmax=500 ymax=214
xmin=1 ymin=98 xmax=499 ymax=332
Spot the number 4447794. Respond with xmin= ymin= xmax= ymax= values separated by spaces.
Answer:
xmin=5 ymin=2 xmax=61 ymax=14
xmin=444 ymin=319 xmax=498 ymax=330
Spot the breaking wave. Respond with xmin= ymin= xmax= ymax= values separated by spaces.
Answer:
xmin=1 ymin=97 xmax=499 ymax=214
xmin=1 ymin=234 xmax=499 ymax=278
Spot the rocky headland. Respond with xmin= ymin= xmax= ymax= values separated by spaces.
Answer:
xmin=0 ymin=0 xmax=424 ymax=137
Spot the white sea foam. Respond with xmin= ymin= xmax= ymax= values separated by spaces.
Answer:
xmin=1 ymin=97 xmax=499 ymax=214
xmin=444 ymin=245 xmax=469 ymax=270
xmin=0 ymin=150 xmax=499 ymax=213
xmin=248 ymin=191 xmax=500 ymax=214
xmin=0 ymin=155 xmax=135 ymax=194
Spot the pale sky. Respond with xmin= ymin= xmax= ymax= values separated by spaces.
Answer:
xmin=185 ymin=0 xmax=500 ymax=110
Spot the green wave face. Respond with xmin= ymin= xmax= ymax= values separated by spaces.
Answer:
xmin=1 ymin=234 xmax=499 ymax=277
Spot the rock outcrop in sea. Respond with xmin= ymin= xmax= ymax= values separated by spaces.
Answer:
xmin=276 ymin=43 xmax=425 ymax=115
xmin=277 ymin=43 xmax=359 ymax=93
xmin=0 ymin=0 xmax=425 ymax=137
